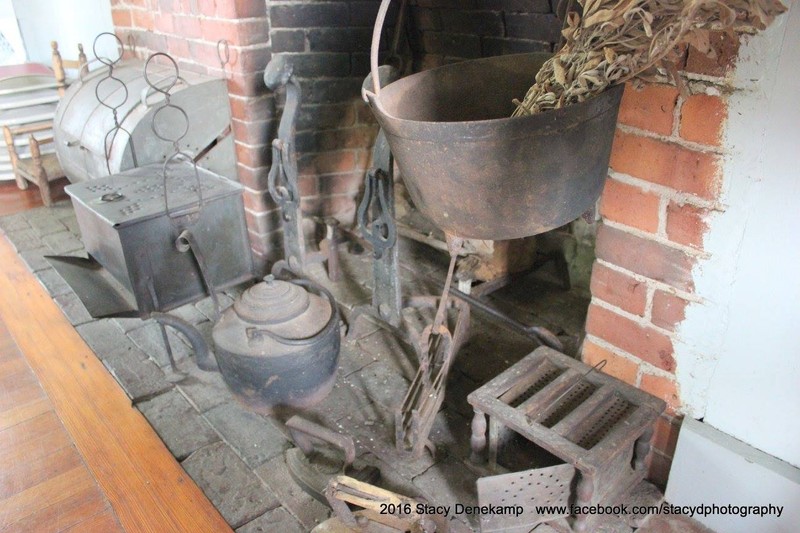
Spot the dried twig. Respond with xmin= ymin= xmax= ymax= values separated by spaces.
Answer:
xmin=513 ymin=0 xmax=787 ymax=116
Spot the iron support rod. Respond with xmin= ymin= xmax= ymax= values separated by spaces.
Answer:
xmin=443 ymin=283 xmax=564 ymax=351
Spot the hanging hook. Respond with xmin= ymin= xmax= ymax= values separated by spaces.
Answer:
xmin=217 ymin=39 xmax=231 ymax=79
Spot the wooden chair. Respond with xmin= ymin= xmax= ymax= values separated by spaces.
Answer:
xmin=51 ymin=41 xmax=88 ymax=97
xmin=3 ymin=122 xmax=64 ymax=206
xmin=0 ymin=42 xmax=85 ymax=205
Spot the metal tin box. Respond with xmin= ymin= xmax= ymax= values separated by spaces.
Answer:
xmin=64 ymin=163 xmax=253 ymax=315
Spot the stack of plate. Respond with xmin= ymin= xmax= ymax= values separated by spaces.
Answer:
xmin=0 ymin=64 xmax=60 ymax=181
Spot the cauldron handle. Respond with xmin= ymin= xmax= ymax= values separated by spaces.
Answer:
xmin=245 ymin=278 xmax=340 ymax=346
xmin=368 ymin=0 xmax=394 ymax=96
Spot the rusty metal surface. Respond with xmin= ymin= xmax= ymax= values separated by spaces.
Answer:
xmin=287 ymin=416 xmax=357 ymax=467
xmin=264 ymin=56 xmax=308 ymax=273
xmin=356 ymin=166 xmax=402 ymax=327
xmin=395 ymin=294 xmax=470 ymax=458
xmin=156 ymin=277 xmax=341 ymax=414
xmin=264 ymin=57 xmax=340 ymax=281
xmin=477 ymin=463 xmax=576 ymax=532
xmin=365 ymin=53 xmax=623 ymax=240
xmin=212 ymin=277 xmax=340 ymax=412
xmin=467 ymin=347 xmax=666 ymax=531
xmin=285 ymin=417 xmax=381 ymax=505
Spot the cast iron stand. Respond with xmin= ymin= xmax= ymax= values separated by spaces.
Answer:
xmin=263 ymin=56 xmax=340 ymax=281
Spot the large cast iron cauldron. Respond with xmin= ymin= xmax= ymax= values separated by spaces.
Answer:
xmin=364 ymin=0 xmax=624 ymax=240
xmin=155 ymin=276 xmax=340 ymax=414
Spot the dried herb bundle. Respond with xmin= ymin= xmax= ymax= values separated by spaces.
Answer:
xmin=512 ymin=0 xmax=787 ymax=116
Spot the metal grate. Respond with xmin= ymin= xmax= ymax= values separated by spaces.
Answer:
xmin=468 ymin=348 xmax=667 ymax=532
xmin=539 ymin=380 xmax=596 ymax=428
xmin=573 ymin=393 xmax=635 ymax=449
xmin=508 ymin=367 xmax=563 ymax=408
xmin=478 ymin=463 xmax=575 ymax=532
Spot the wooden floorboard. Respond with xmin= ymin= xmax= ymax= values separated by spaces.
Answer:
xmin=0 ymin=234 xmax=231 ymax=532
xmin=0 ymin=178 xmax=69 ymax=216
xmin=62 ymin=508 xmax=123 ymax=533
xmin=0 ymin=445 xmax=83 ymax=501
xmin=2 ymin=480 xmax=114 ymax=533
xmin=0 ymin=306 xmax=118 ymax=533
xmin=0 ymin=466 xmax=96 ymax=529
xmin=0 ymin=412 xmax=72 ymax=467
xmin=0 ymin=396 xmax=51 ymax=432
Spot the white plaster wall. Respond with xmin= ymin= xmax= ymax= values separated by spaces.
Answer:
xmin=666 ymin=418 xmax=800 ymax=533
xmin=11 ymin=0 xmax=114 ymax=65
xmin=0 ymin=1 xmax=26 ymax=65
xmin=674 ymin=0 xmax=800 ymax=467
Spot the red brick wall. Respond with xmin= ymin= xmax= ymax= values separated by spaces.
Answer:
xmin=584 ymin=34 xmax=737 ymax=486
xmin=111 ymin=0 xmax=381 ymax=272
xmin=408 ymin=0 xmax=561 ymax=68
xmin=109 ymin=1 xmax=738 ymax=486
xmin=108 ymin=0 xmax=566 ymax=273
xmin=111 ymin=0 xmax=275 ymax=271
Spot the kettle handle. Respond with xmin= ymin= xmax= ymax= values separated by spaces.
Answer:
xmin=245 ymin=278 xmax=340 ymax=346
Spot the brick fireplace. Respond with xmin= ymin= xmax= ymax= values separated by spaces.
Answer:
xmin=109 ymin=0 xmax=755 ymax=488
xmin=111 ymin=0 xmax=383 ymax=272
xmin=585 ymin=34 xmax=737 ymax=485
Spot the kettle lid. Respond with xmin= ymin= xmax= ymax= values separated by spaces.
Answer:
xmin=233 ymin=275 xmax=310 ymax=325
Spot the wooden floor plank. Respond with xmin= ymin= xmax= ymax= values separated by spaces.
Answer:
xmin=0 ymin=235 xmax=232 ymax=532
xmin=0 ymin=179 xmax=69 ymax=217
xmin=62 ymin=508 xmax=123 ymax=533
xmin=0 ymin=466 xmax=95 ymax=529
xmin=0 ymin=445 xmax=83 ymax=500
xmin=0 ymin=377 xmax=45 ymax=414
xmin=0 ymin=465 xmax=111 ymax=533
xmin=0 ymin=358 xmax=28 ymax=381
xmin=0 ymin=396 xmax=52 ymax=432
xmin=0 ymin=412 xmax=71 ymax=466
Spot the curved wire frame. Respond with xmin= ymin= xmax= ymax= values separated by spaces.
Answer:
xmin=93 ymin=32 xmax=138 ymax=174
xmin=144 ymin=52 xmax=205 ymax=220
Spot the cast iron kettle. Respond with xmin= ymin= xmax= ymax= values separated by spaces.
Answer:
xmin=155 ymin=275 xmax=340 ymax=414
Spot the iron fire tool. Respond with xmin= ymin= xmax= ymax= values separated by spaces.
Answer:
xmin=349 ymin=123 xmax=471 ymax=458
xmin=262 ymin=56 xmax=340 ymax=281
xmin=284 ymin=416 xmax=381 ymax=507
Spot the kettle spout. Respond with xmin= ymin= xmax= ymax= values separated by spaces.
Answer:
xmin=152 ymin=312 xmax=218 ymax=372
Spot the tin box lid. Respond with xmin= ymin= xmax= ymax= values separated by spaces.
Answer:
xmin=65 ymin=162 xmax=243 ymax=227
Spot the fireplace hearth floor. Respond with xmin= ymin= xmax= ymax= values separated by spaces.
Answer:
xmin=0 ymin=201 xmax=711 ymax=533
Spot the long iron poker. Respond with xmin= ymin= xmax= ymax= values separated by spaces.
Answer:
xmin=432 ymin=236 xmax=463 ymax=332
xmin=429 ymin=276 xmax=564 ymax=352
xmin=419 ymin=236 xmax=463 ymax=376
